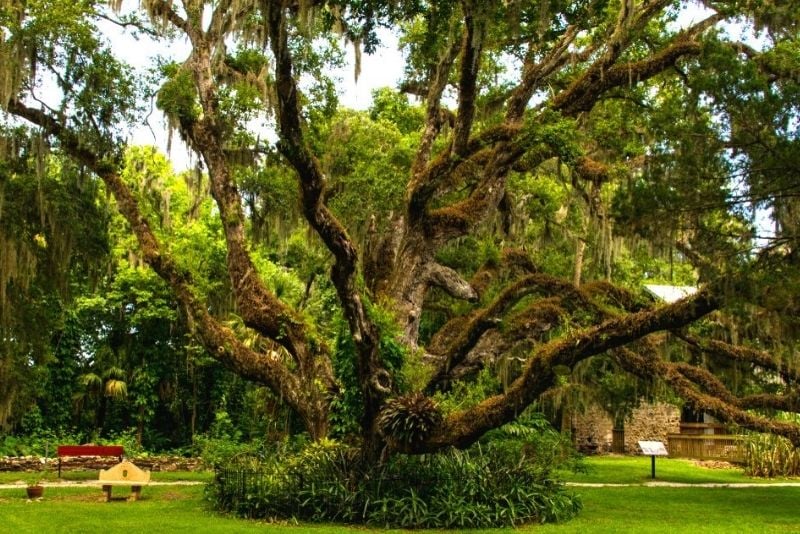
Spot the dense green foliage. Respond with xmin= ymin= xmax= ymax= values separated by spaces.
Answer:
xmin=744 ymin=433 xmax=800 ymax=478
xmin=210 ymin=438 xmax=581 ymax=528
xmin=0 ymin=147 xmax=305 ymax=451
xmin=3 ymin=479 xmax=800 ymax=533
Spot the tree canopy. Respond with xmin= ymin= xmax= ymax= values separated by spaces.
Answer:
xmin=1 ymin=0 xmax=799 ymax=462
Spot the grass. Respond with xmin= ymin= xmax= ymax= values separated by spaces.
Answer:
xmin=1 ymin=459 xmax=799 ymax=532
xmin=0 ymin=485 xmax=401 ymax=534
xmin=558 ymin=455 xmax=797 ymax=485
xmin=2 ymin=484 xmax=799 ymax=533
xmin=531 ymin=486 xmax=800 ymax=533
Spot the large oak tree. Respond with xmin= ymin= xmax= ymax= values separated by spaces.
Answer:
xmin=2 ymin=0 xmax=799 ymax=463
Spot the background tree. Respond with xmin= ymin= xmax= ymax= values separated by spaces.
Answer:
xmin=1 ymin=0 xmax=799 ymax=466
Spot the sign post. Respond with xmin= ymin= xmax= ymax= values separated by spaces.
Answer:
xmin=638 ymin=441 xmax=668 ymax=479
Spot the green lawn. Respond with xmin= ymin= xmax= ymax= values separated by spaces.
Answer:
xmin=533 ymin=486 xmax=800 ymax=533
xmin=2 ymin=483 xmax=798 ymax=533
xmin=558 ymin=455 xmax=796 ymax=485
xmin=2 ymin=459 xmax=799 ymax=532
xmin=1 ymin=486 xmax=388 ymax=534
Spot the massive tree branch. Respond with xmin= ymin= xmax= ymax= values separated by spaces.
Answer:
xmin=554 ymin=38 xmax=702 ymax=116
xmin=392 ymin=121 xmax=562 ymax=341
xmin=405 ymin=121 xmax=531 ymax=226
xmin=452 ymin=2 xmax=483 ymax=156
xmin=410 ymin=32 xmax=461 ymax=178
xmin=470 ymin=247 xmax=538 ymax=299
xmin=425 ymin=273 xmax=612 ymax=393
xmin=424 ymin=140 xmax=553 ymax=242
xmin=553 ymin=14 xmax=720 ymax=116
xmin=505 ymin=24 xmax=580 ymax=122
xmin=407 ymin=288 xmax=720 ymax=451
xmin=675 ymin=331 xmax=800 ymax=384
xmin=427 ymin=296 xmax=565 ymax=393
xmin=614 ymin=348 xmax=800 ymax=446
xmin=671 ymin=361 xmax=800 ymax=415
xmin=177 ymin=30 xmax=330 ymax=390
xmin=266 ymin=3 xmax=388 ymax=443
xmin=740 ymin=392 xmax=800 ymax=413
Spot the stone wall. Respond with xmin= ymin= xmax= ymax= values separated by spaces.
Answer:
xmin=570 ymin=401 xmax=680 ymax=454
xmin=571 ymin=404 xmax=613 ymax=454
xmin=0 ymin=455 xmax=204 ymax=473
xmin=623 ymin=402 xmax=680 ymax=453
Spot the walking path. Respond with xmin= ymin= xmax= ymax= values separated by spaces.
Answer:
xmin=0 ymin=480 xmax=205 ymax=489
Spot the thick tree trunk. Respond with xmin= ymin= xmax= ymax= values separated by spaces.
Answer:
xmin=385 ymin=237 xmax=434 ymax=345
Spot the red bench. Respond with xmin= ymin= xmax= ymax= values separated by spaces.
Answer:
xmin=57 ymin=445 xmax=124 ymax=477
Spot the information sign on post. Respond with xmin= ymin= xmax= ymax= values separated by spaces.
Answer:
xmin=638 ymin=441 xmax=668 ymax=479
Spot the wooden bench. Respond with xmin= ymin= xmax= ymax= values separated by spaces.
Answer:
xmin=99 ymin=460 xmax=151 ymax=501
xmin=57 ymin=445 xmax=124 ymax=477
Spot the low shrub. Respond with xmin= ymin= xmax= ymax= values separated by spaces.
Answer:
xmin=480 ymin=410 xmax=586 ymax=474
xmin=194 ymin=435 xmax=260 ymax=468
xmin=0 ymin=430 xmax=84 ymax=457
xmin=209 ymin=439 xmax=582 ymax=528
xmin=743 ymin=433 xmax=800 ymax=477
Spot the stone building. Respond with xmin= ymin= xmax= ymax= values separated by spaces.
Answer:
xmin=570 ymin=401 xmax=681 ymax=454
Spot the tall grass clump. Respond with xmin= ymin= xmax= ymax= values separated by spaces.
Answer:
xmin=743 ymin=433 xmax=800 ymax=477
xmin=209 ymin=438 xmax=581 ymax=528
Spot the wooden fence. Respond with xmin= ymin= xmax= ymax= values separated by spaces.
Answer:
xmin=667 ymin=434 xmax=744 ymax=462
xmin=679 ymin=423 xmax=727 ymax=435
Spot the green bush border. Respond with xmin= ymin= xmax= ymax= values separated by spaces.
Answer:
xmin=208 ymin=440 xmax=582 ymax=528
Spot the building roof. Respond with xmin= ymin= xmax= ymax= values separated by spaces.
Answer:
xmin=643 ymin=284 xmax=698 ymax=303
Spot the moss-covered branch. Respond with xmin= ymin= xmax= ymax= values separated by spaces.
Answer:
xmin=407 ymin=288 xmax=719 ymax=452
xmin=614 ymin=347 xmax=800 ymax=446
xmin=675 ymin=331 xmax=800 ymax=384
xmin=6 ymin=99 xmax=329 ymax=437
xmin=266 ymin=3 xmax=389 ymax=449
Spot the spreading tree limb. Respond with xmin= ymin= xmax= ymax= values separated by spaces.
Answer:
xmin=6 ymin=99 xmax=330 ymax=437
xmin=406 ymin=289 xmax=720 ymax=452
xmin=266 ymin=2 xmax=390 ymax=449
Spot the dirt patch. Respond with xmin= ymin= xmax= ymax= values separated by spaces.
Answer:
xmin=693 ymin=459 xmax=737 ymax=469
xmin=69 ymin=492 xmax=109 ymax=503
